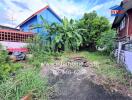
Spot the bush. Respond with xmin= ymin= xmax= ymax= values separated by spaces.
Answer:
xmin=27 ymin=35 xmax=60 ymax=67
xmin=0 ymin=50 xmax=10 ymax=80
xmin=0 ymin=48 xmax=21 ymax=81
xmin=96 ymin=30 xmax=116 ymax=55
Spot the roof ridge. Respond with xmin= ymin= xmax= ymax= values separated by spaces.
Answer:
xmin=16 ymin=5 xmax=49 ymax=28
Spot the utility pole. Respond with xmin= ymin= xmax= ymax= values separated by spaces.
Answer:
xmin=11 ymin=14 xmax=16 ymax=26
xmin=4 ymin=10 xmax=17 ymax=27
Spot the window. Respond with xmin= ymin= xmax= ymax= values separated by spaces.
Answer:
xmin=120 ymin=17 xmax=126 ymax=30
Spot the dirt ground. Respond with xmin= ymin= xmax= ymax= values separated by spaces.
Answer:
xmin=41 ymin=57 xmax=132 ymax=100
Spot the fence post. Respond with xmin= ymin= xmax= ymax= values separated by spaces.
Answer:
xmin=117 ymin=42 xmax=122 ymax=63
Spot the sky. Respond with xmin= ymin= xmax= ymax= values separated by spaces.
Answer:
xmin=0 ymin=0 xmax=122 ymax=28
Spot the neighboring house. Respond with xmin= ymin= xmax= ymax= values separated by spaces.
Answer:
xmin=0 ymin=5 xmax=61 ymax=53
xmin=110 ymin=5 xmax=125 ymax=16
xmin=0 ymin=29 xmax=33 ymax=52
xmin=112 ymin=0 xmax=132 ymax=73
xmin=0 ymin=25 xmax=19 ymax=31
xmin=17 ymin=5 xmax=61 ymax=34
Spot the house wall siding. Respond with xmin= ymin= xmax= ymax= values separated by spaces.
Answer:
xmin=20 ymin=16 xmax=38 ymax=33
xmin=128 ymin=10 xmax=132 ymax=36
xmin=20 ymin=8 xmax=61 ymax=35
xmin=118 ymin=16 xmax=127 ymax=38
xmin=37 ymin=8 xmax=61 ymax=35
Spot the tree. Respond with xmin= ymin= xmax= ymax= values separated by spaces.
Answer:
xmin=36 ymin=17 xmax=83 ymax=52
xmin=33 ymin=12 xmax=115 ymax=54
xmin=77 ymin=11 xmax=110 ymax=51
xmin=33 ymin=16 xmax=58 ymax=52
xmin=52 ymin=18 xmax=83 ymax=51
xmin=97 ymin=30 xmax=116 ymax=54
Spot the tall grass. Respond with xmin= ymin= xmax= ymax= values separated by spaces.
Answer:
xmin=80 ymin=52 xmax=132 ymax=85
xmin=0 ymin=68 xmax=48 ymax=100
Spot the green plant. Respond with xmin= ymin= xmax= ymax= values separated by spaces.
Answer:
xmin=0 ymin=50 xmax=9 ymax=63
xmin=35 ymin=16 xmax=83 ymax=52
xmin=27 ymin=35 xmax=55 ymax=67
xmin=0 ymin=46 xmax=10 ymax=80
xmin=0 ymin=63 xmax=22 ymax=81
xmin=97 ymin=30 xmax=116 ymax=55
xmin=0 ymin=50 xmax=21 ymax=81
xmin=0 ymin=68 xmax=48 ymax=100
xmin=81 ymin=51 xmax=132 ymax=85
xmin=77 ymin=11 xmax=110 ymax=51
xmin=33 ymin=12 xmax=115 ymax=54
xmin=52 ymin=18 xmax=83 ymax=51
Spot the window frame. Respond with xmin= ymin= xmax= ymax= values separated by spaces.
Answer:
xmin=120 ymin=17 xmax=126 ymax=31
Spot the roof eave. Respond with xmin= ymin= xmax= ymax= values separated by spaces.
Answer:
xmin=16 ymin=14 xmax=37 ymax=28
xmin=112 ymin=0 xmax=132 ymax=28
xmin=16 ymin=5 xmax=49 ymax=28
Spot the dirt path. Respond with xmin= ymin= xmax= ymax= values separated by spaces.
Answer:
xmin=41 ymin=57 xmax=132 ymax=100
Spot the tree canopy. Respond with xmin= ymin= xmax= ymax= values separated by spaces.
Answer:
xmin=35 ymin=11 xmax=116 ymax=54
xmin=77 ymin=11 xmax=111 ymax=51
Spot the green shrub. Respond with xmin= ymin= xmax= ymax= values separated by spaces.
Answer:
xmin=97 ymin=30 xmax=116 ymax=55
xmin=0 ymin=50 xmax=9 ymax=63
xmin=0 ymin=50 xmax=21 ymax=80
xmin=27 ymin=35 xmax=60 ymax=67
xmin=0 ymin=50 xmax=12 ymax=80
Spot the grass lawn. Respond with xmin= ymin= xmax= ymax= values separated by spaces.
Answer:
xmin=0 ymin=51 xmax=131 ymax=99
xmin=61 ymin=51 xmax=132 ymax=86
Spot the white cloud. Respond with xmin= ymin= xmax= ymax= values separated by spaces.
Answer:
xmin=0 ymin=0 xmax=47 ymax=27
xmin=95 ymin=0 xmax=121 ymax=23
xmin=2 ymin=0 xmax=88 ymax=27
xmin=42 ymin=0 xmax=88 ymax=19
xmin=88 ymin=4 xmax=104 ymax=12
xmin=0 ymin=0 xmax=122 ymax=27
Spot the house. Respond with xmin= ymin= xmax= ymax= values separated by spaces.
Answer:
xmin=0 ymin=5 xmax=61 ymax=53
xmin=0 ymin=29 xmax=33 ymax=52
xmin=0 ymin=25 xmax=19 ymax=31
xmin=112 ymin=0 xmax=132 ymax=41
xmin=112 ymin=0 xmax=132 ymax=73
xmin=110 ymin=5 xmax=125 ymax=16
xmin=17 ymin=5 xmax=61 ymax=34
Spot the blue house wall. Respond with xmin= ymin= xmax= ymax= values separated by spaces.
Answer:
xmin=19 ymin=6 xmax=61 ymax=35
xmin=37 ymin=8 xmax=61 ymax=35
xmin=20 ymin=16 xmax=38 ymax=33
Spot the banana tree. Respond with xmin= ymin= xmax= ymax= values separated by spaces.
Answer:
xmin=53 ymin=18 xmax=83 ymax=51
xmin=33 ymin=15 xmax=58 ymax=52
xmin=34 ymin=16 xmax=83 ymax=52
